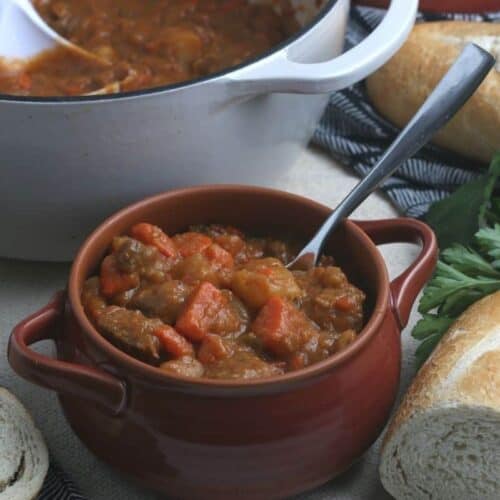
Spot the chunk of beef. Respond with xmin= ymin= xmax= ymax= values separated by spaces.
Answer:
xmin=203 ymin=346 xmax=284 ymax=380
xmin=130 ymin=280 xmax=192 ymax=324
xmin=263 ymin=238 xmax=299 ymax=265
xmin=112 ymin=236 xmax=173 ymax=284
xmin=81 ymin=277 xmax=107 ymax=321
xmin=294 ymin=266 xmax=365 ymax=333
xmin=95 ymin=306 xmax=162 ymax=363
xmin=160 ymin=356 xmax=204 ymax=378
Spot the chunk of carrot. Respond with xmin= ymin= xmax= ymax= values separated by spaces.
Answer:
xmin=18 ymin=72 xmax=32 ymax=90
xmin=203 ymin=243 xmax=233 ymax=269
xmin=334 ymin=295 xmax=356 ymax=312
xmin=153 ymin=325 xmax=194 ymax=358
xmin=130 ymin=223 xmax=177 ymax=258
xmin=100 ymin=255 xmax=139 ymax=297
xmin=288 ymin=352 xmax=306 ymax=371
xmin=197 ymin=334 xmax=230 ymax=364
xmin=252 ymin=296 xmax=315 ymax=358
xmin=173 ymin=232 xmax=212 ymax=257
xmin=175 ymin=281 xmax=226 ymax=341
xmin=213 ymin=234 xmax=246 ymax=257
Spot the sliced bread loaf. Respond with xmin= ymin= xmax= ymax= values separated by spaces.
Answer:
xmin=0 ymin=388 xmax=48 ymax=500
xmin=366 ymin=22 xmax=500 ymax=164
xmin=379 ymin=291 xmax=500 ymax=499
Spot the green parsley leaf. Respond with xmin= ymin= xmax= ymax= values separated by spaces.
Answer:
xmin=412 ymin=313 xmax=454 ymax=341
xmin=418 ymin=260 xmax=500 ymax=313
xmin=425 ymin=177 xmax=489 ymax=248
xmin=478 ymin=153 xmax=500 ymax=227
xmin=425 ymin=152 xmax=500 ymax=249
xmin=440 ymin=245 xmax=500 ymax=278
xmin=413 ymin=153 xmax=500 ymax=366
xmin=476 ymin=224 xmax=500 ymax=268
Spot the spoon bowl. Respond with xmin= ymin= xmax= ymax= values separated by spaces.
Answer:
xmin=0 ymin=0 xmax=60 ymax=59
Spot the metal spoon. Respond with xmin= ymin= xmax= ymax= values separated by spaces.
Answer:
xmin=0 ymin=0 xmax=108 ymax=65
xmin=288 ymin=43 xmax=495 ymax=270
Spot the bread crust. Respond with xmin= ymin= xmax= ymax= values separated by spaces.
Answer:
xmin=0 ymin=388 xmax=49 ymax=500
xmin=366 ymin=22 xmax=500 ymax=164
xmin=379 ymin=292 xmax=500 ymax=499
xmin=383 ymin=291 xmax=500 ymax=447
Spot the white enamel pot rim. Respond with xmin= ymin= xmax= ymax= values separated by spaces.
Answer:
xmin=0 ymin=0 xmax=418 ymax=103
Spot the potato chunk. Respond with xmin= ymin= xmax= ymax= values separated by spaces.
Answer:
xmin=172 ymin=243 xmax=234 ymax=287
xmin=231 ymin=258 xmax=303 ymax=309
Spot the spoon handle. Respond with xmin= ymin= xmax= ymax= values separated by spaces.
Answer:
xmin=296 ymin=43 xmax=495 ymax=264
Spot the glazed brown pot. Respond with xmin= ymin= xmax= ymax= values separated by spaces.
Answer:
xmin=8 ymin=186 xmax=437 ymax=499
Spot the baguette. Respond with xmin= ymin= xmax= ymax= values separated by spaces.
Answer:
xmin=366 ymin=22 xmax=500 ymax=164
xmin=379 ymin=291 xmax=500 ymax=500
xmin=0 ymin=388 xmax=48 ymax=500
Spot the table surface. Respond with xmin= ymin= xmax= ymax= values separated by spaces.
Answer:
xmin=0 ymin=146 xmax=421 ymax=500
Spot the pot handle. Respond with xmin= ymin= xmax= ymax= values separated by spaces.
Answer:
xmin=8 ymin=291 xmax=127 ymax=415
xmin=355 ymin=218 xmax=438 ymax=329
xmin=227 ymin=0 xmax=417 ymax=95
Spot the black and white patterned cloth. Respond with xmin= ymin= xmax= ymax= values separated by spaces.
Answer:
xmin=38 ymin=6 xmax=499 ymax=500
xmin=313 ymin=7 xmax=500 ymax=218
xmin=39 ymin=461 xmax=85 ymax=500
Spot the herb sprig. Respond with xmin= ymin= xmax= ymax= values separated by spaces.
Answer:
xmin=412 ymin=153 xmax=500 ymax=366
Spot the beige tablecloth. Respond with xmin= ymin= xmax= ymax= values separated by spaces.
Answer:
xmin=0 ymin=147 xmax=421 ymax=499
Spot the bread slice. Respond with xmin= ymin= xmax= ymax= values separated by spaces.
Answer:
xmin=366 ymin=22 xmax=500 ymax=164
xmin=379 ymin=291 xmax=500 ymax=499
xmin=0 ymin=388 xmax=48 ymax=500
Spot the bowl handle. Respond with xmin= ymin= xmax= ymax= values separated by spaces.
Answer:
xmin=355 ymin=218 xmax=438 ymax=329
xmin=227 ymin=0 xmax=417 ymax=95
xmin=8 ymin=291 xmax=127 ymax=415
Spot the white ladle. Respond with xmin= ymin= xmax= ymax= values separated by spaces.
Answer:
xmin=0 ymin=0 xmax=108 ymax=65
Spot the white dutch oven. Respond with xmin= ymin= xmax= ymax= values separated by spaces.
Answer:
xmin=0 ymin=0 xmax=417 ymax=260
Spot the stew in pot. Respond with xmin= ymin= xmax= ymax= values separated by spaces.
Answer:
xmin=0 ymin=0 xmax=298 ymax=96
xmin=82 ymin=223 xmax=366 ymax=380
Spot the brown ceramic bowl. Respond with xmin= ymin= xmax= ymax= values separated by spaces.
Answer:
xmin=8 ymin=186 xmax=437 ymax=499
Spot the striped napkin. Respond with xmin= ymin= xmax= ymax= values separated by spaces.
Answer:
xmin=39 ymin=461 xmax=84 ymax=500
xmin=39 ymin=5 xmax=499 ymax=500
xmin=313 ymin=6 xmax=500 ymax=218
